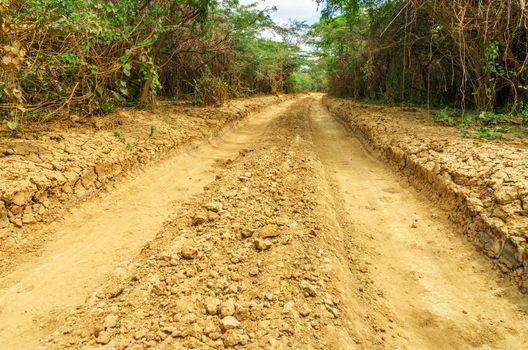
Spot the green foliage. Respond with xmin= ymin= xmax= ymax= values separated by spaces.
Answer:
xmin=113 ymin=130 xmax=123 ymax=137
xmin=512 ymin=101 xmax=528 ymax=125
xmin=429 ymin=105 xmax=524 ymax=142
xmin=476 ymin=111 xmax=511 ymax=125
xmin=482 ymin=41 xmax=505 ymax=77
xmin=149 ymin=125 xmax=156 ymax=138
xmin=6 ymin=120 xmax=18 ymax=132
xmin=50 ymin=134 xmax=65 ymax=141
xmin=1 ymin=0 xmax=315 ymax=120
xmin=457 ymin=123 xmax=470 ymax=138
xmin=478 ymin=128 xmax=501 ymax=140
xmin=315 ymin=1 xmax=528 ymax=111
xmin=494 ymin=126 xmax=509 ymax=133
xmin=433 ymin=110 xmax=454 ymax=126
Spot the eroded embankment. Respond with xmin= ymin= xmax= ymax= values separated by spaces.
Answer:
xmin=0 ymin=95 xmax=292 ymax=254
xmin=323 ymin=96 xmax=528 ymax=292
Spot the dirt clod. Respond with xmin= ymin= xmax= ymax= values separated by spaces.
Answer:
xmin=256 ymin=224 xmax=280 ymax=238
xmin=254 ymin=239 xmax=272 ymax=251
xmin=180 ymin=245 xmax=198 ymax=259
xmin=220 ymin=316 xmax=240 ymax=331
xmin=103 ymin=315 xmax=118 ymax=329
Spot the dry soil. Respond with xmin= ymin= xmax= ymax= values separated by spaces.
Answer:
xmin=0 ymin=95 xmax=527 ymax=350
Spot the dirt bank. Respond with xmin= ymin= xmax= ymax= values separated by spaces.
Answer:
xmin=323 ymin=96 xmax=528 ymax=292
xmin=0 ymin=95 xmax=293 ymax=272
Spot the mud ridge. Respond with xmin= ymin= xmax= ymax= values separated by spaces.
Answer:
xmin=323 ymin=95 xmax=528 ymax=293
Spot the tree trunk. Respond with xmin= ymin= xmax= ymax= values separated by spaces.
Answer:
xmin=138 ymin=33 xmax=167 ymax=107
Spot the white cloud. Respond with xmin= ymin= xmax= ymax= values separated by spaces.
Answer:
xmin=239 ymin=0 xmax=321 ymax=22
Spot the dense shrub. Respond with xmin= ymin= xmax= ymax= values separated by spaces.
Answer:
xmin=315 ymin=0 xmax=528 ymax=111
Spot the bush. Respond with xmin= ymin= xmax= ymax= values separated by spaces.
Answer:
xmin=193 ymin=71 xmax=229 ymax=106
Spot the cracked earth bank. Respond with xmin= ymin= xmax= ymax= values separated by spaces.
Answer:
xmin=29 ymin=95 xmax=528 ymax=350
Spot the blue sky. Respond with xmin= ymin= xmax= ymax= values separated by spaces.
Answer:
xmin=239 ymin=0 xmax=322 ymax=25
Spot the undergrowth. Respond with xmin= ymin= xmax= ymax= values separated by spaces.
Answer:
xmin=432 ymin=107 xmax=528 ymax=144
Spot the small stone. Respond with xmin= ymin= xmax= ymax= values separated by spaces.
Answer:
xmin=96 ymin=331 xmax=111 ymax=345
xmin=209 ymin=332 xmax=222 ymax=340
xmin=182 ymin=312 xmax=197 ymax=324
xmin=282 ymin=301 xmax=295 ymax=314
xmin=241 ymin=229 xmax=253 ymax=239
xmin=257 ymin=224 xmax=280 ymax=238
xmin=11 ymin=190 xmax=31 ymax=207
xmin=161 ymin=326 xmax=176 ymax=334
xmin=323 ymin=294 xmax=335 ymax=306
xmin=108 ymin=286 xmax=124 ymax=299
xmin=180 ymin=245 xmax=197 ymax=259
xmin=254 ymin=239 xmax=272 ymax=251
xmin=91 ymin=324 xmax=103 ymax=337
xmin=299 ymin=304 xmax=311 ymax=317
xmin=225 ymin=330 xmax=249 ymax=346
xmin=301 ymin=281 xmax=317 ymax=297
xmin=235 ymin=305 xmax=250 ymax=320
xmin=326 ymin=305 xmax=339 ymax=318
xmin=248 ymin=267 xmax=259 ymax=276
xmin=220 ymin=316 xmax=240 ymax=331
xmin=208 ymin=212 xmax=219 ymax=221
xmin=205 ymin=201 xmax=223 ymax=213
xmin=280 ymin=322 xmax=292 ymax=334
xmin=205 ymin=298 xmax=221 ymax=315
xmin=103 ymin=314 xmax=118 ymax=329
xmin=220 ymin=299 xmax=236 ymax=317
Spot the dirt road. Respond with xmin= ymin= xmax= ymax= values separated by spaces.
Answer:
xmin=0 ymin=100 xmax=296 ymax=349
xmin=1 ymin=95 xmax=527 ymax=349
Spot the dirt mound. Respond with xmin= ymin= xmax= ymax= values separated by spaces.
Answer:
xmin=323 ymin=96 xmax=528 ymax=292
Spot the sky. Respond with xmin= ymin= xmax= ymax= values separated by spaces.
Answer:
xmin=238 ymin=0 xmax=322 ymax=25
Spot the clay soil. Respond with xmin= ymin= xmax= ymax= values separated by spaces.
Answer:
xmin=0 ymin=95 xmax=292 ymax=276
xmin=1 ymin=95 xmax=527 ymax=350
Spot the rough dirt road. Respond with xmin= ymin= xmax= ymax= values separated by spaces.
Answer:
xmin=310 ymin=99 xmax=528 ymax=349
xmin=2 ymin=95 xmax=527 ymax=349
xmin=0 ymin=100 xmax=296 ymax=349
